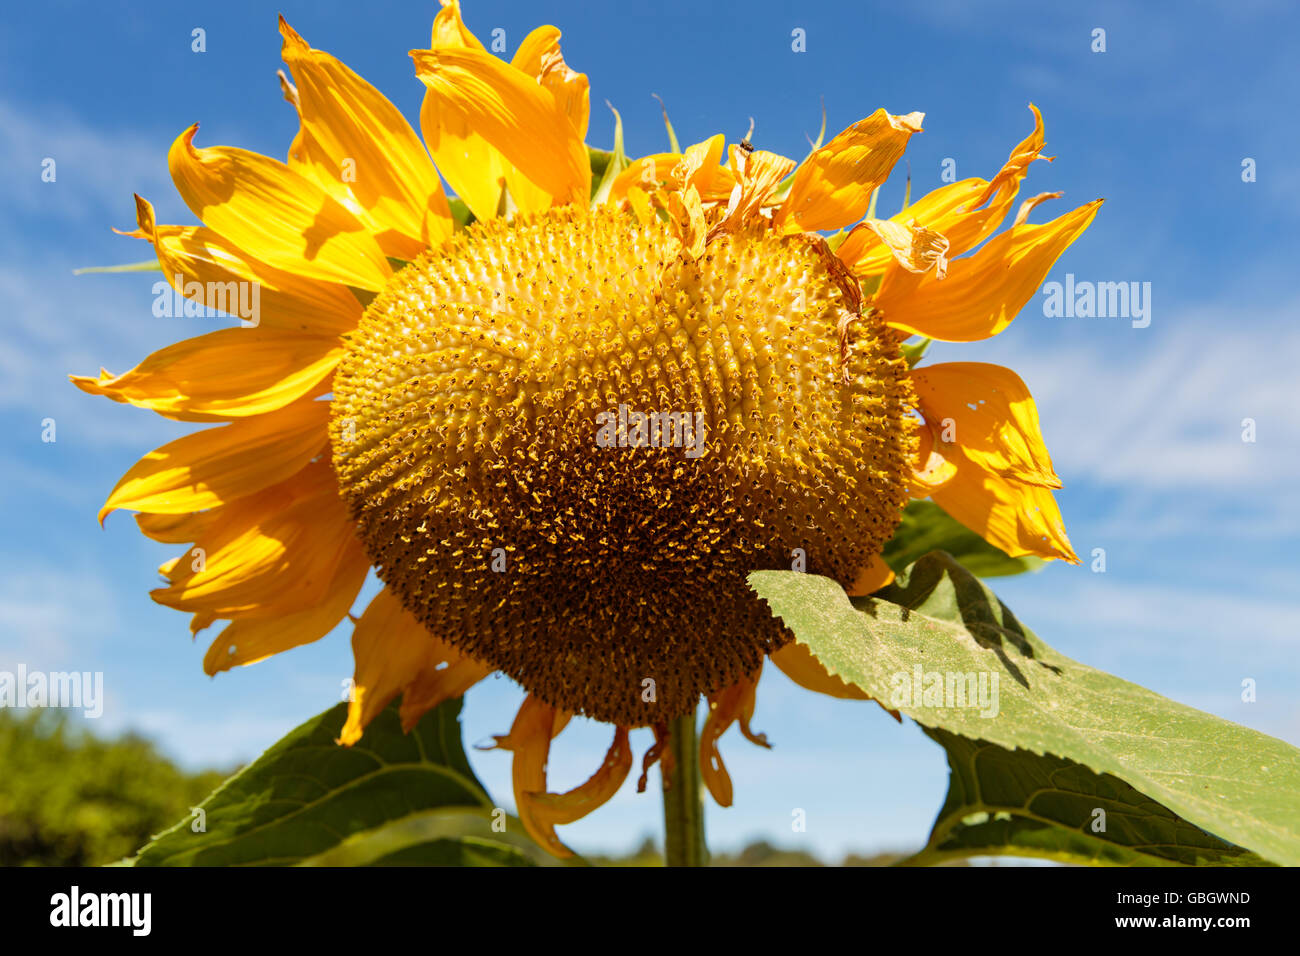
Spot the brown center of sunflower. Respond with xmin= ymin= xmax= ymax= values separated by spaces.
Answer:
xmin=329 ymin=205 xmax=914 ymax=726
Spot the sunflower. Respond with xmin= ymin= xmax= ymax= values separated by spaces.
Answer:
xmin=74 ymin=0 xmax=1099 ymax=858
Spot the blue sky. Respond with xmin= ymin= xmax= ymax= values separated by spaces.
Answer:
xmin=2 ymin=0 xmax=1297 ymax=860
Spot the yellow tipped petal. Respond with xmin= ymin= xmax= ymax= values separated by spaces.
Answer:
xmin=203 ymin=545 xmax=368 ymax=675
xmin=911 ymin=362 xmax=1061 ymax=489
xmin=134 ymin=510 xmax=221 ymax=545
xmin=907 ymin=416 xmax=959 ymax=496
xmin=873 ymin=199 xmax=1102 ymax=342
xmin=776 ymin=108 xmax=924 ymax=233
xmin=71 ymin=327 xmax=342 ymax=422
xmin=412 ymin=46 xmax=589 ymax=215
xmin=278 ymin=17 xmax=453 ymax=258
xmin=98 ymin=400 xmax=329 ymax=524
xmin=168 ymin=126 xmax=392 ymax=290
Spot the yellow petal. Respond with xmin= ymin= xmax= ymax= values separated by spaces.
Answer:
xmin=71 ymin=327 xmax=342 ymax=422
xmin=169 ymin=126 xmax=392 ymax=291
xmin=98 ymin=400 xmax=329 ymax=523
xmin=770 ymin=641 xmax=870 ymax=701
xmin=123 ymin=194 xmax=361 ymax=335
xmin=911 ymin=362 xmax=1061 ymax=488
xmin=134 ymin=510 xmax=222 ymax=544
xmin=418 ymin=3 xmax=507 ymax=221
xmin=847 ymin=553 xmax=896 ymax=596
xmin=873 ymin=199 xmax=1102 ymax=342
xmin=907 ymin=416 xmax=959 ymax=496
xmin=930 ymin=444 xmax=1078 ymax=563
xmin=837 ymin=106 xmax=1050 ymax=275
xmin=338 ymin=588 xmax=440 ymax=745
xmin=398 ymin=654 xmax=494 ymax=734
xmin=501 ymin=26 xmax=589 ymax=214
xmin=203 ymin=544 xmax=368 ymax=675
xmin=412 ymin=46 xmax=589 ymax=214
xmin=510 ymin=25 xmax=589 ymax=138
xmin=278 ymin=18 xmax=453 ymax=259
xmin=775 ymin=109 xmax=924 ymax=233
xmin=151 ymin=459 xmax=359 ymax=617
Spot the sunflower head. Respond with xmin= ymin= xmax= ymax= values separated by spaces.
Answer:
xmin=329 ymin=203 xmax=915 ymax=724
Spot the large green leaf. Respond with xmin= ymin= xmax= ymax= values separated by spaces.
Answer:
xmin=882 ymin=500 xmax=1042 ymax=578
xmin=909 ymin=730 xmax=1265 ymax=866
xmin=132 ymin=698 xmax=532 ymax=866
xmin=748 ymin=553 xmax=1300 ymax=866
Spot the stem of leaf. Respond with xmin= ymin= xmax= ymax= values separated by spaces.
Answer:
xmin=662 ymin=704 xmax=708 ymax=867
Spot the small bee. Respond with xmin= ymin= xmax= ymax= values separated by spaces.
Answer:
xmin=737 ymin=117 xmax=756 ymax=154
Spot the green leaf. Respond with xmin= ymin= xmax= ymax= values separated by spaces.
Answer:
xmin=132 ymin=698 xmax=530 ymax=866
xmin=908 ymin=730 xmax=1266 ymax=866
xmin=590 ymin=102 xmax=630 ymax=207
xmin=73 ymin=260 xmax=161 ymax=275
xmin=882 ymin=501 xmax=1043 ymax=578
xmin=748 ymin=554 xmax=1300 ymax=866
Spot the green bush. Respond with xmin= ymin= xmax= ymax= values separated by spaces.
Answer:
xmin=0 ymin=711 xmax=227 ymax=866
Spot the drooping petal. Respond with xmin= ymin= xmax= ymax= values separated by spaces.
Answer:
xmin=521 ymin=727 xmax=633 ymax=856
xmin=203 ymin=544 xmax=368 ymax=675
xmin=930 ymin=444 xmax=1079 ymax=563
xmin=910 ymin=362 xmax=1061 ymax=488
xmin=775 ymin=109 xmax=924 ymax=233
xmin=71 ymin=327 xmax=342 ymax=422
xmin=151 ymin=458 xmax=361 ymax=617
xmin=168 ymin=126 xmax=392 ymax=291
xmin=398 ymin=654 xmax=494 ymax=734
xmin=493 ymin=695 xmax=574 ymax=856
xmin=412 ymin=46 xmax=589 ymax=214
xmin=699 ymin=667 xmax=765 ymax=807
xmin=278 ymin=18 xmax=453 ymax=259
xmin=122 ymin=194 xmax=362 ymax=335
xmin=339 ymin=588 xmax=438 ymax=745
xmin=97 ymin=400 xmax=330 ymax=523
xmin=872 ymin=199 xmax=1102 ymax=342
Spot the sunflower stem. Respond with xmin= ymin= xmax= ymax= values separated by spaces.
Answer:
xmin=662 ymin=705 xmax=708 ymax=867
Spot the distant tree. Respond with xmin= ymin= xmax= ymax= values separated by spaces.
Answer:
xmin=0 ymin=711 xmax=228 ymax=866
